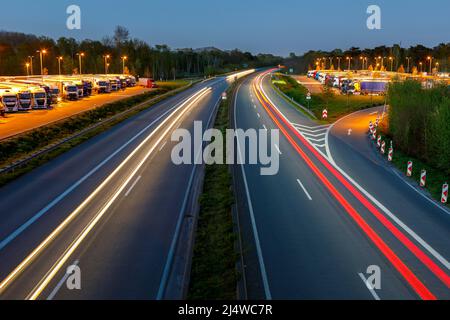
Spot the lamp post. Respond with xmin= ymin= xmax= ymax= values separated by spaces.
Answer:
xmin=121 ymin=56 xmax=128 ymax=74
xmin=419 ymin=62 xmax=423 ymax=73
xmin=77 ymin=52 xmax=85 ymax=76
xmin=388 ymin=57 xmax=394 ymax=72
xmin=427 ymin=56 xmax=433 ymax=74
xmin=337 ymin=57 xmax=342 ymax=71
xmin=25 ymin=63 xmax=30 ymax=76
xmin=406 ymin=57 xmax=411 ymax=73
xmin=104 ymin=55 xmax=110 ymax=75
xmin=37 ymin=49 xmax=47 ymax=76
xmin=346 ymin=57 xmax=352 ymax=71
xmin=28 ymin=56 xmax=34 ymax=76
xmin=57 ymin=56 xmax=63 ymax=76
xmin=435 ymin=62 xmax=439 ymax=73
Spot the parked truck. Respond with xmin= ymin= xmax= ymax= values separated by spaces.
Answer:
xmin=359 ymin=80 xmax=388 ymax=95
xmin=0 ymin=87 xmax=19 ymax=112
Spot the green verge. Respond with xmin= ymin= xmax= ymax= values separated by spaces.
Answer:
xmin=272 ymin=73 xmax=385 ymax=123
xmin=376 ymin=131 xmax=450 ymax=209
xmin=188 ymin=84 xmax=239 ymax=300
xmin=0 ymin=81 xmax=191 ymax=187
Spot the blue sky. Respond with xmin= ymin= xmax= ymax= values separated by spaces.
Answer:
xmin=1 ymin=0 xmax=449 ymax=56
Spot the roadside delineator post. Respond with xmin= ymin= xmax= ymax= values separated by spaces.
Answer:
xmin=420 ymin=169 xmax=427 ymax=187
xmin=388 ymin=143 xmax=393 ymax=162
xmin=406 ymin=161 xmax=413 ymax=177
xmin=442 ymin=183 xmax=448 ymax=204
xmin=322 ymin=109 xmax=328 ymax=119
xmin=375 ymin=118 xmax=379 ymax=127
xmin=377 ymin=135 xmax=381 ymax=148
xmin=372 ymin=128 xmax=377 ymax=140
xmin=369 ymin=121 xmax=373 ymax=133
xmin=381 ymin=141 xmax=386 ymax=154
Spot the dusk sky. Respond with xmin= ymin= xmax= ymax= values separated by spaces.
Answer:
xmin=1 ymin=0 xmax=449 ymax=56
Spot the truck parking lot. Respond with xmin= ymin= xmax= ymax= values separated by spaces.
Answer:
xmin=0 ymin=83 xmax=153 ymax=140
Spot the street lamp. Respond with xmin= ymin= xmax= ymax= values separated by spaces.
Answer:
xmin=419 ymin=62 xmax=423 ymax=73
xmin=336 ymin=57 xmax=342 ymax=71
xmin=25 ymin=63 xmax=30 ymax=76
xmin=121 ymin=56 xmax=128 ymax=74
xmin=427 ymin=56 xmax=433 ymax=74
xmin=389 ymin=57 xmax=394 ymax=72
xmin=435 ymin=62 xmax=439 ymax=72
xmin=406 ymin=57 xmax=411 ymax=73
xmin=37 ymin=49 xmax=47 ymax=76
xmin=346 ymin=57 xmax=352 ymax=71
xmin=104 ymin=54 xmax=110 ymax=74
xmin=57 ymin=56 xmax=63 ymax=76
xmin=76 ymin=52 xmax=85 ymax=76
xmin=28 ymin=56 xmax=34 ymax=76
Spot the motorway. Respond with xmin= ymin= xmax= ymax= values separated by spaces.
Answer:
xmin=233 ymin=70 xmax=449 ymax=300
xmin=0 ymin=74 xmax=238 ymax=299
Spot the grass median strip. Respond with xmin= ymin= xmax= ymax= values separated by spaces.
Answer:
xmin=0 ymin=81 xmax=192 ymax=187
xmin=188 ymin=84 xmax=239 ymax=300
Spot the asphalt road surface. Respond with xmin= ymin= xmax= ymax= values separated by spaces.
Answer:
xmin=233 ymin=70 xmax=449 ymax=300
xmin=0 ymin=75 xmax=235 ymax=300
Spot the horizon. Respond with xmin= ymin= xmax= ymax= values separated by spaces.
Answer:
xmin=0 ymin=0 xmax=448 ymax=56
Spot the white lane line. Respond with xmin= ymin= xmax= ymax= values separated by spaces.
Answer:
xmin=307 ymin=137 xmax=326 ymax=142
xmin=293 ymin=126 xmax=329 ymax=133
xmin=253 ymin=104 xmax=257 ymax=109
xmin=234 ymin=82 xmax=272 ymax=300
xmin=0 ymin=88 xmax=212 ymax=298
xmin=369 ymin=111 xmax=379 ymax=115
xmin=271 ymin=71 xmax=450 ymax=272
xmin=157 ymin=95 xmax=222 ymax=300
xmin=159 ymin=140 xmax=167 ymax=152
xmin=125 ymin=176 xmax=142 ymax=197
xmin=0 ymin=90 xmax=199 ymax=252
xmin=274 ymin=144 xmax=282 ymax=155
xmin=257 ymin=113 xmax=261 ymax=118
xmin=296 ymin=179 xmax=312 ymax=201
xmin=293 ymin=123 xmax=329 ymax=129
xmin=263 ymin=124 xmax=267 ymax=131
xmin=47 ymin=260 xmax=79 ymax=300
xmin=358 ymin=273 xmax=381 ymax=300
xmin=326 ymin=108 xmax=450 ymax=269
xmin=313 ymin=144 xmax=326 ymax=148
xmin=301 ymin=132 xmax=327 ymax=138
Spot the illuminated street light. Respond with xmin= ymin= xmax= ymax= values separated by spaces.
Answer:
xmin=25 ymin=62 xmax=30 ymax=76
xmin=37 ymin=49 xmax=47 ymax=76
xmin=406 ymin=57 xmax=411 ymax=73
xmin=427 ymin=56 xmax=433 ymax=74
xmin=336 ymin=57 xmax=342 ymax=70
xmin=104 ymin=54 xmax=111 ymax=74
xmin=346 ymin=56 xmax=352 ymax=71
xmin=419 ymin=62 xmax=423 ymax=73
xmin=28 ymin=56 xmax=34 ymax=76
xmin=389 ymin=56 xmax=394 ymax=72
xmin=76 ymin=52 xmax=85 ymax=76
xmin=57 ymin=56 xmax=63 ymax=76
xmin=121 ymin=56 xmax=128 ymax=74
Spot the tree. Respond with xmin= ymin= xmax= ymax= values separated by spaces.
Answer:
xmin=114 ymin=26 xmax=130 ymax=46
xmin=397 ymin=64 xmax=405 ymax=73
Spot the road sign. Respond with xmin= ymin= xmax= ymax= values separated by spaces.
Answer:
xmin=289 ymin=68 xmax=294 ymax=73
xmin=322 ymin=109 xmax=328 ymax=119
xmin=222 ymin=92 xmax=227 ymax=100
xmin=306 ymin=92 xmax=311 ymax=100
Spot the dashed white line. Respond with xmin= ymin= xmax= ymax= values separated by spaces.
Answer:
xmin=159 ymin=140 xmax=167 ymax=152
xmin=125 ymin=176 xmax=142 ymax=197
xmin=296 ymin=179 xmax=312 ymax=201
xmin=263 ymin=124 xmax=267 ymax=131
xmin=358 ymin=273 xmax=381 ymax=300
xmin=257 ymin=113 xmax=261 ymax=118
xmin=47 ymin=260 xmax=79 ymax=300
xmin=274 ymin=144 xmax=282 ymax=155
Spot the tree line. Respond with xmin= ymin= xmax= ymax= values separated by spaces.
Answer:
xmin=285 ymin=44 xmax=450 ymax=74
xmin=388 ymin=81 xmax=450 ymax=174
xmin=0 ymin=26 xmax=282 ymax=78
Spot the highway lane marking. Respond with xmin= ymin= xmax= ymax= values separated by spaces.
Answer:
xmin=262 ymin=124 xmax=267 ymax=131
xmin=326 ymin=109 xmax=450 ymax=270
xmin=296 ymin=179 xmax=312 ymax=201
xmin=159 ymin=140 xmax=167 ymax=152
xmin=125 ymin=176 xmax=142 ymax=197
xmin=0 ymin=88 xmax=213 ymax=298
xmin=274 ymin=144 xmax=282 ymax=155
xmin=157 ymin=94 xmax=223 ymax=300
xmin=25 ymin=88 xmax=213 ymax=300
xmin=234 ymin=81 xmax=272 ymax=300
xmin=253 ymin=104 xmax=256 ymax=109
xmin=46 ymin=260 xmax=79 ymax=300
xmin=369 ymin=111 xmax=379 ymax=115
xmin=0 ymin=95 xmax=190 ymax=252
xmin=301 ymin=132 xmax=327 ymax=138
xmin=257 ymin=113 xmax=261 ymax=118
xmin=358 ymin=272 xmax=381 ymax=300
xmin=255 ymin=72 xmax=440 ymax=298
xmin=293 ymin=123 xmax=329 ymax=129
